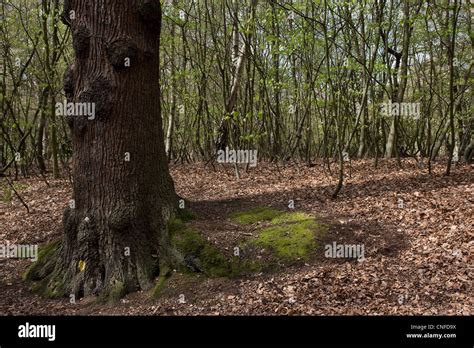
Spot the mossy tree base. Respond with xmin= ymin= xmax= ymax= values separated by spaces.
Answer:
xmin=24 ymin=206 xmax=183 ymax=304
xmin=25 ymin=207 xmax=326 ymax=302
xmin=156 ymin=207 xmax=327 ymax=293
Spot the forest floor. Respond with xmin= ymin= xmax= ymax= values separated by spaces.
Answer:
xmin=0 ymin=159 xmax=472 ymax=315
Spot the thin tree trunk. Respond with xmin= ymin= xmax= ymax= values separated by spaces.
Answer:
xmin=165 ymin=6 xmax=177 ymax=161
xmin=445 ymin=0 xmax=459 ymax=176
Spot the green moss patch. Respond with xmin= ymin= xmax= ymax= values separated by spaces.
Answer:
xmin=169 ymin=216 xmax=263 ymax=279
xmin=101 ymin=279 xmax=126 ymax=304
xmin=230 ymin=207 xmax=282 ymax=225
xmin=152 ymin=273 xmax=168 ymax=298
xmin=170 ymin=218 xmax=230 ymax=277
xmin=253 ymin=223 xmax=316 ymax=261
xmin=160 ymin=207 xmax=326 ymax=295
xmin=270 ymin=212 xmax=313 ymax=225
xmin=232 ymin=208 xmax=327 ymax=263
xmin=23 ymin=241 xmax=61 ymax=282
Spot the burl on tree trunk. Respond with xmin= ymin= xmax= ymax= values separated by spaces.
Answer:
xmin=25 ymin=0 xmax=180 ymax=302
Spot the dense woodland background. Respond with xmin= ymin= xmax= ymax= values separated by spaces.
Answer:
xmin=1 ymin=0 xmax=473 ymax=182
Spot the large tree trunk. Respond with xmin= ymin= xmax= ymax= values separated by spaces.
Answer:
xmin=27 ymin=0 xmax=178 ymax=302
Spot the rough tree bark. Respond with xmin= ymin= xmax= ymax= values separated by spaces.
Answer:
xmin=26 ymin=0 xmax=179 ymax=302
